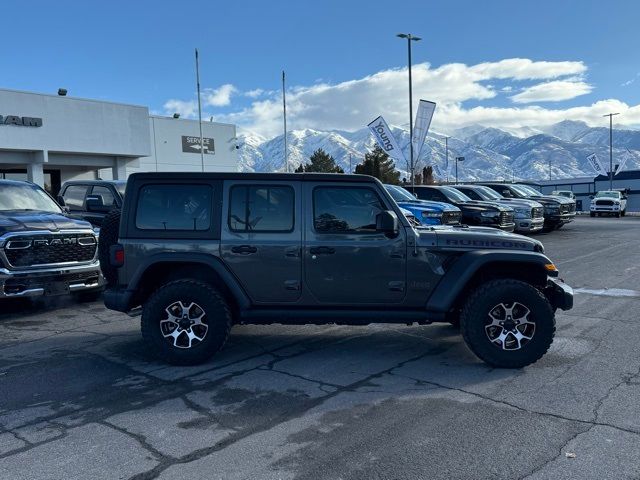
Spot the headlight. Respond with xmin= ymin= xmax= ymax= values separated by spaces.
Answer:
xmin=480 ymin=211 xmax=496 ymax=217
xmin=421 ymin=211 xmax=441 ymax=218
xmin=513 ymin=207 xmax=530 ymax=217
xmin=546 ymin=206 xmax=560 ymax=213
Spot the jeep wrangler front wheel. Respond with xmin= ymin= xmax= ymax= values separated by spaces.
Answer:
xmin=460 ymin=279 xmax=555 ymax=368
xmin=141 ymin=280 xmax=232 ymax=365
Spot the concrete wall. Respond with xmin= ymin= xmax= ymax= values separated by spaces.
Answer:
xmin=0 ymin=89 xmax=150 ymax=157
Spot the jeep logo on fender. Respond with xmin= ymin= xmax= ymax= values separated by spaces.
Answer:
xmin=445 ymin=239 xmax=530 ymax=249
xmin=0 ymin=115 xmax=43 ymax=127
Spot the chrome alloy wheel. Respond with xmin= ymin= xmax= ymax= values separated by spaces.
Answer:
xmin=160 ymin=301 xmax=208 ymax=349
xmin=485 ymin=302 xmax=535 ymax=351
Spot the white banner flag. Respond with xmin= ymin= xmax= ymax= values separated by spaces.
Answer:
xmin=586 ymin=153 xmax=607 ymax=176
xmin=432 ymin=163 xmax=443 ymax=178
xmin=368 ymin=116 xmax=407 ymax=163
xmin=412 ymin=100 xmax=436 ymax=159
xmin=615 ymin=150 xmax=632 ymax=175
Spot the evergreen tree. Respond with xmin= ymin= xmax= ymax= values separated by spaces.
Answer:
xmin=414 ymin=173 xmax=423 ymax=185
xmin=296 ymin=148 xmax=344 ymax=173
xmin=354 ymin=145 xmax=401 ymax=184
xmin=423 ymin=166 xmax=434 ymax=184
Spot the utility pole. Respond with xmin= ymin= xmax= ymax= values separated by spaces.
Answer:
xmin=349 ymin=153 xmax=352 ymax=174
xmin=397 ymin=33 xmax=421 ymax=187
xmin=603 ymin=112 xmax=620 ymax=190
xmin=282 ymin=70 xmax=288 ymax=173
xmin=548 ymin=158 xmax=552 ymax=181
xmin=455 ymin=156 xmax=464 ymax=184
xmin=195 ymin=48 xmax=205 ymax=172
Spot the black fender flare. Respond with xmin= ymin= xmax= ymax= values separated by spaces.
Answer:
xmin=426 ymin=250 xmax=553 ymax=313
xmin=127 ymin=252 xmax=251 ymax=310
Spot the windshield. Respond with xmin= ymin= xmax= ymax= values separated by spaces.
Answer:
xmin=115 ymin=181 xmax=126 ymax=198
xmin=0 ymin=183 xmax=63 ymax=213
xmin=595 ymin=191 xmax=619 ymax=198
xmin=385 ymin=185 xmax=416 ymax=202
xmin=511 ymin=184 xmax=541 ymax=197
xmin=475 ymin=186 xmax=502 ymax=200
xmin=440 ymin=186 xmax=472 ymax=202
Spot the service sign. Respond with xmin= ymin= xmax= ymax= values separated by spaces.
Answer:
xmin=181 ymin=136 xmax=215 ymax=155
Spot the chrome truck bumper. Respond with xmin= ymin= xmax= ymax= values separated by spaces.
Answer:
xmin=0 ymin=261 xmax=103 ymax=298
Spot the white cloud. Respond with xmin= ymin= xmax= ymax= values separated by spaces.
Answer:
xmin=164 ymin=58 xmax=640 ymax=137
xmin=203 ymin=83 xmax=236 ymax=106
xmin=510 ymin=80 xmax=593 ymax=103
xmin=163 ymin=99 xmax=197 ymax=117
xmin=244 ymin=88 xmax=265 ymax=98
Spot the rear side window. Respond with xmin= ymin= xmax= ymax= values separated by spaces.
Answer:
xmin=91 ymin=186 xmax=117 ymax=207
xmin=135 ymin=184 xmax=212 ymax=231
xmin=313 ymin=187 xmax=385 ymax=233
xmin=63 ymin=185 xmax=89 ymax=210
xmin=229 ymin=185 xmax=294 ymax=232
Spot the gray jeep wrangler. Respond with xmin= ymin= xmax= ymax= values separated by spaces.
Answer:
xmin=102 ymin=173 xmax=573 ymax=368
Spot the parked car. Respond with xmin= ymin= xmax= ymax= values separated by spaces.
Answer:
xmin=59 ymin=180 xmax=126 ymax=227
xmin=0 ymin=180 xmax=102 ymax=300
xmin=385 ymin=184 xmax=461 ymax=226
xmin=590 ymin=190 xmax=627 ymax=217
xmin=398 ymin=206 xmax=420 ymax=227
xmin=480 ymin=183 xmax=576 ymax=231
xmin=102 ymin=172 xmax=572 ymax=369
xmin=451 ymin=184 xmax=544 ymax=234
xmin=551 ymin=190 xmax=576 ymax=200
xmin=406 ymin=185 xmax=516 ymax=232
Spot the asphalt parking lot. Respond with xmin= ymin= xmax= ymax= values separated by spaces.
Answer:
xmin=1 ymin=216 xmax=639 ymax=480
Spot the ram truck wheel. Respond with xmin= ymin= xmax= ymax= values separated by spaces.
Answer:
xmin=460 ymin=279 xmax=555 ymax=368
xmin=141 ymin=279 xmax=232 ymax=365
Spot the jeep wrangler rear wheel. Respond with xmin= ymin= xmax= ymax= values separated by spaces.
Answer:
xmin=141 ymin=279 xmax=232 ymax=365
xmin=460 ymin=279 xmax=555 ymax=368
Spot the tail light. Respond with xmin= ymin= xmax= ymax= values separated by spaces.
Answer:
xmin=110 ymin=244 xmax=125 ymax=267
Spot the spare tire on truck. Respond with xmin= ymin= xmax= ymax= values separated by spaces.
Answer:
xmin=98 ymin=209 xmax=122 ymax=286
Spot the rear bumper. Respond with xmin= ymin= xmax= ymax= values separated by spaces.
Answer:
xmin=104 ymin=287 xmax=134 ymax=312
xmin=515 ymin=217 xmax=544 ymax=233
xmin=546 ymin=277 xmax=573 ymax=311
xmin=0 ymin=261 xmax=103 ymax=298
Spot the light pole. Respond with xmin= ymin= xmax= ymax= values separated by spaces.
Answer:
xmin=444 ymin=136 xmax=450 ymax=184
xmin=455 ymin=156 xmax=464 ymax=184
xmin=397 ymin=33 xmax=421 ymax=187
xmin=195 ymin=48 xmax=205 ymax=172
xmin=603 ymin=112 xmax=620 ymax=190
xmin=282 ymin=70 xmax=288 ymax=173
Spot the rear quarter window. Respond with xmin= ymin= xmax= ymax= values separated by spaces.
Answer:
xmin=135 ymin=184 xmax=213 ymax=231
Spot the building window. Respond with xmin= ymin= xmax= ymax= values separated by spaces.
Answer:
xmin=313 ymin=187 xmax=385 ymax=233
xmin=135 ymin=184 xmax=212 ymax=231
xmin=229 ymin=185 xmax=294 ymax=232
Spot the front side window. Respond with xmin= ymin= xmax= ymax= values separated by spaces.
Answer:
xmin=229 ymin=185 xmax=294 ymax=232
xmin=136 ymin=184 xmax=212 ymax=231
xmin=63 ymin=185 xmax=89 ymax=210
xmin=313 ymin=187 xmax=385 ymax=233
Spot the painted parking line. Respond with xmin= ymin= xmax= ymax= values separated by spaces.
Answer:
xmin=573 ymin=287 xmax=640 ymax=298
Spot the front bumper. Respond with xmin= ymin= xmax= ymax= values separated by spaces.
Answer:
xmin=0 ymin=261 xmax=103 ymax=298
xmin=546 ymin=277 xmax=573 ymax=311
xmin=590 ymin=204 xmax=622 ymax=213
xmin=515 ymin=217 xmax=544 ymax=233
xmin=545 ymin=213 xmax=575 ymax=226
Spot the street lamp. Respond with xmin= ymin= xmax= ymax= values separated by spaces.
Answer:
xmin=455 ymin=156 xmax=464 ymax=184
xmin=603 ymin=112 xmax=620 ymax=190
xmin=397 ymin=33 xmax=421 ymax=187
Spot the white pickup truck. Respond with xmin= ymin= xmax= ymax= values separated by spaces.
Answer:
xmin=590 ymin=190 xmax=628 ymax=217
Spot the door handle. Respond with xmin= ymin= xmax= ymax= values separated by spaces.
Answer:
xmin=309 ymin=246 xmax=335 ymax=255
xmin=231 ymin=245 xmax=257 ymax=254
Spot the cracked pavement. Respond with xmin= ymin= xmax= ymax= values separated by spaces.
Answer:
xmin=1 ymin=216 xmax=640 ymax=479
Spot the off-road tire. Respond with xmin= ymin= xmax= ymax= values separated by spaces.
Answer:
xmin=98 ymin=209 xmax=121 ymax=286
xmin=621 ymin=209 xmax=626 ymax=217
xmin=590 ymin=212 xmax=595 ymax=217
xmin=616 ymin=212 xmax=621 ymax=218
xmin=460 ymin=279 xmax=555 ymax=368
xmin=141 ymin=279 xmax=232 ymax=365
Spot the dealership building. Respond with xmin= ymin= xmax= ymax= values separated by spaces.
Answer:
xmin=0 ymin=88 xmax=239 ymax=194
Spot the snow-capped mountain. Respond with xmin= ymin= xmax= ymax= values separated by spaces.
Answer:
xmin=237 ymin=121 xmax=640 ymax=182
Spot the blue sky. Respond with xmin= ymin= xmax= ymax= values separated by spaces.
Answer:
xmin=2 ymin=0 xmax=639 ymax=136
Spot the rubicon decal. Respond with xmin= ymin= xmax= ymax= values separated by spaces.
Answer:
xmin=445 ymin=239 xmax=530 ymax=249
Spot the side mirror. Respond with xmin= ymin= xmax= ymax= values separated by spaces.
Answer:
xmin=86 ymin=194 xmax=110 ymax=212
xmin=376 ymin=210 xmax=399 ymax=236
xmin=589 ymin=195 xmax=594 ymax=199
